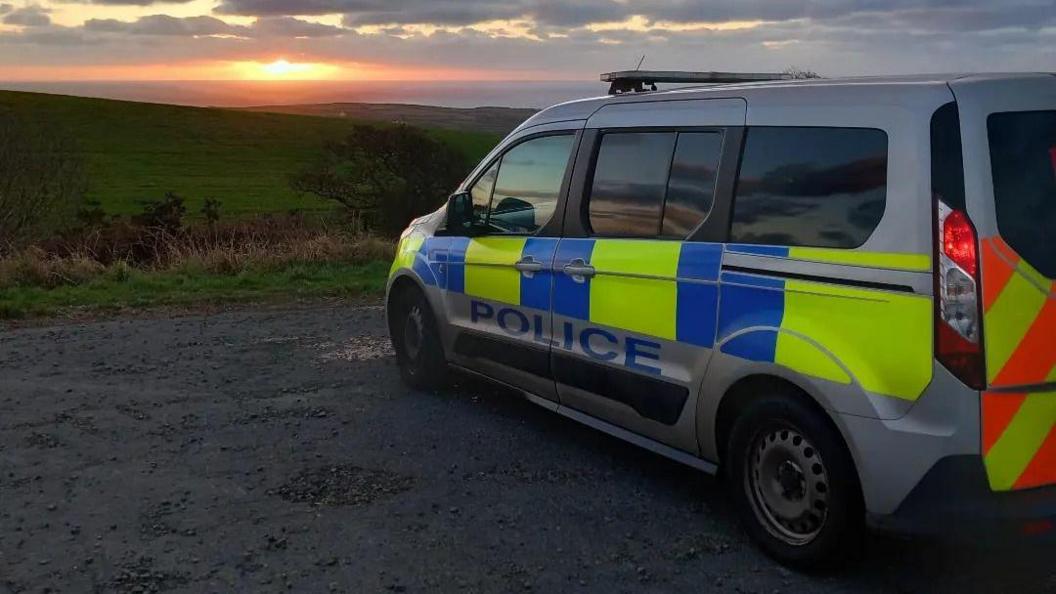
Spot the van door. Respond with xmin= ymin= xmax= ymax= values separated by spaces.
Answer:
xmin=552 ymin=98 xmax=744 ymax=451
xmin=442 ymin=133 xmax=577 ymax=402
xmin=951 ymin=76 xmax=1056 ymax=492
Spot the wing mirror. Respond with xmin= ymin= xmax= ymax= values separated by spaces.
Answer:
xmin=440 ymin=191 xmax=486 ymax=237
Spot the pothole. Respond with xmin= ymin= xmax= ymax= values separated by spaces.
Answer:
xmin=272 ymin=464 xmax=414 ymax=506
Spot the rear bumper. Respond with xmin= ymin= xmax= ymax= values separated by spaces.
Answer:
xmin=869 ymin=455 xmax=1056 ymax=541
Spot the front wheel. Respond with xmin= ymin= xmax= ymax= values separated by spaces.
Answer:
xmin=389 ymin=287 xmax=448 ymax=391
xmin=726 ymin=394 xmax=864 ymax=570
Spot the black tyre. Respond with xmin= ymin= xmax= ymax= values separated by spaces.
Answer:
xmin=389 ymin=287 xmax=448 ymax=391
xmin=726 ymin=393 xmax=864 ymax=570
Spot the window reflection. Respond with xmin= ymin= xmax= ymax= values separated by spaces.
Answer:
xmin=489 ymin=135 xmax=574 ymax=234
xmin=730 ymin=127 xmax=888 ymax=248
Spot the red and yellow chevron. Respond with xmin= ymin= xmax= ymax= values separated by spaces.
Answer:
xmin=980 ymin=236 xmax=1056 ymax=491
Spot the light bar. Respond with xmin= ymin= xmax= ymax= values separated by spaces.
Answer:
xmin=601 ymin=70 xmax=793 ymax=94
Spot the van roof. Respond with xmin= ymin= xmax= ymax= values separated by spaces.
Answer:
xmin=518 ymin=72 xmax=1056 ymax=131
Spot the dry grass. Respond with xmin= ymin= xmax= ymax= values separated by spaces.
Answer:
xmin=0 ymin=248 xmax=107 ymax=289
xmin=0 ymin=219 xmax=394 ymax=291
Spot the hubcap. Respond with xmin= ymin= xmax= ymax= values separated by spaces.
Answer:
xmin=745 ymin=425 xmax=829 ymax=546
xmin=403 ymin=305 xmax=424 ymax=361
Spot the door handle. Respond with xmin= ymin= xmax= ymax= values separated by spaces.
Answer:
xmin=562 ymin=258 xmax=595 ymax=283
xmin=515 ymin=256 xmax=545 ymax=278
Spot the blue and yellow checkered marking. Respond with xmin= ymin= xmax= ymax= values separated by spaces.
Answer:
xmin=716 ymin=270 xmax=933 ymax=399
xmin=521 ymin=238 xmax=559 ymax=311
xmin=726 ymin=243 xmax=931 ymax=272
xmin=554 ymin=239 xmax=594 ymax=320
xmin=717 ymin=272 xmax=785 ymax=362
xmin=554 ymin=239 xmax=722 ymax=347
xmin=395 ymin=237 xmax=933 ymax=400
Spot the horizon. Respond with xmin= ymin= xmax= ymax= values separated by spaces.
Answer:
xmin=0 ymin=79 xmax=612 ymax=109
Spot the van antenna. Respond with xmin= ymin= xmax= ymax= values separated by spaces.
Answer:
xmin=634 ymin=55 xmax=646 ymax=71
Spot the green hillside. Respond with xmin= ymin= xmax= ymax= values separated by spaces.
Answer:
xmin=0 ymin=91 xmax=500 ymax=217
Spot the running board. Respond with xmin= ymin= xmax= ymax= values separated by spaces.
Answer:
xmin=523 ymin=392 xmax=719 ymax=475
xmin=450 ymin=364 xmax=718 ymax=475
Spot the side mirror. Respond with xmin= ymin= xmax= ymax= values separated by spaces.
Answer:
xmin=440 ymin=191 xmax=479 ymax=236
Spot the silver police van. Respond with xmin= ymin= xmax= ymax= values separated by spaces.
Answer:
xmin=386 ymin=71 xmax=1056 ymax=567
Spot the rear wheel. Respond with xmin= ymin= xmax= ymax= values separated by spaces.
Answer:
xmin=726 ymin=394 xmax=864 ymax=569
xmin=389 ymin=287 xmax=448 ymax=391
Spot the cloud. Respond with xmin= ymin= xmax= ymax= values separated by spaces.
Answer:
xmin=86 ymin=0 xmax=197 ymax=4
xmin=1 ymin=0 xmax=1055 ymax=80
xmin=3 ymin=4 xmax=51 ymax=27
xmin=214 ymin=0 xmax=1056 ymax=32
xmin=217 ymin=0 xmax=627 ymax=26
xmin=216 ymin=0 xmax=367 ymax=17
xmin=84 ymin=14 xmax=241 ymax=36
xmin=251 ymin=16 xmax=346 ymax=37
xmin=79 ymin=14 xmax=347 ymax=39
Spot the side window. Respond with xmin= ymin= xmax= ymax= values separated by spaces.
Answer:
xmin=469 ymin=161 xmax=499 ymax=225
xmin=589 ymin=132 xmax=675 ymax=237
xmin=587 ymin=131 xmax=723 ymax=238
xmin=473 ymin=161 xmax=500 ymax=214
xmin=486 ymin=134 xmax=575 ymax=234
xmin=730 ymin=127 xmax=888 ymax=248
xmin=662 ymin=133 xmax=723 ymax=238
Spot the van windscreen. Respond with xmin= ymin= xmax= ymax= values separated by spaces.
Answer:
xmin=988 ymin=110 xmax=1056 ymax=279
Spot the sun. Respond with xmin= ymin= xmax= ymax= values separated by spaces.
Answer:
xmin=234 ymin=59 xmax=340 ymax=80
xmin=263 ymin=59 xmax=310 ymax=77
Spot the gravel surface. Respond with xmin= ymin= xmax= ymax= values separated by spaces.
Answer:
xmin=1 ymin=303 xmax=1053 ymax=593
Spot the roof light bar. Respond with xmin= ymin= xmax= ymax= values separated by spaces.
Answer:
xmin=601 ymin=70 xmax=793 ymax=95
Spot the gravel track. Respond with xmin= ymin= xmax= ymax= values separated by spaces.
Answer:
xmin=1 ymin=303 xmax=1053 ymax=593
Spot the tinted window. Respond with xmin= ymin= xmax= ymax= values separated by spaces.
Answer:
xmin=588 ymin=131 xmax=722 ymax=238
xmin=487 ymin=135 xmax=574 ymax=234
xmin=469 ymin=161 xmax=499 ymax=224
xmin=730 ymin=127 xmax=888 ymax=248
xmin=988 ymin=110 xmax=1056 ymax=278
xmin=931 ymin=102 xmax=966 ymax=211
xmin=589 ymin=132 xmax=675 ymax=237
xmin=662 ymin=133 xmax=723 ymax=238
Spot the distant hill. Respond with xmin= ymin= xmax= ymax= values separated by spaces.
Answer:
xmin=243 ymin=102 xmax=536 ymax=135
xmin=0 ymin=91 xmax=501 ymax=217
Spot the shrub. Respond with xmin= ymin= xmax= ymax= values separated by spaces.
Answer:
xmin=201 ymin=198 xmax=223 ymax=224
xmin=133 ymin=192 xmax=187 ymax=235
xmin=0 ymin=111 xmax=87 ymax=251
xmin=290 ymin=124 xmax=466 ymax=237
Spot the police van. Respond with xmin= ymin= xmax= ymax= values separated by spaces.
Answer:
xmin=385 ymin=71 xmax=1056 ymax=567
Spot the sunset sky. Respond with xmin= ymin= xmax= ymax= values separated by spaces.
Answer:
xmin=0 ymin=1 xmax=1053 ymax=81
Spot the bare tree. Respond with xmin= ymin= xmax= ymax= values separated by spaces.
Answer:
xmin=0 ymin=111 xmax=87 ymax=250
xmin=291 ymin=124 xmax=466 ymax=236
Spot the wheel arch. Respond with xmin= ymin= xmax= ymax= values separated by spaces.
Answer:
xmin=703 ymin=369 xmax=862 ymax=491
xmin=386 ymin=271 xmax=445 ymax=338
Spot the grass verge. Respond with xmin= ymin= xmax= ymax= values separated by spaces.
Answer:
xmin=0 ymin=260 xmax=389 ymax=320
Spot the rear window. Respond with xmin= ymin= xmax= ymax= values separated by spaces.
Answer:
xmin=730 ymin=127 xmax=888 ymax=248
xmin=988 ymin=110 xmax=1056 ymax=279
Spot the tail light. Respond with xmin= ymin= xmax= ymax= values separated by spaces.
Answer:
xmin=935 ymin=201 xmax=986 ymax=389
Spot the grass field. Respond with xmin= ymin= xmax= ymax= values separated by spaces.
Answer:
xmin=0 ymin=260 xmax=389 ymax=320
xmin=0 ymin=90 xmax=500 ymax=218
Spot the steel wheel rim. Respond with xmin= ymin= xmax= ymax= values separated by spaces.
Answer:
xmin=745 ymin=423 xmax=830 ymax=546
xmin=403 ymin=305 xmax=424 ymax=362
